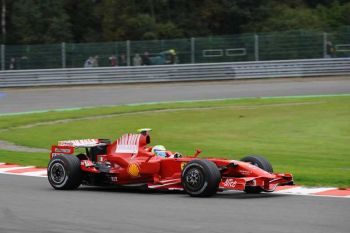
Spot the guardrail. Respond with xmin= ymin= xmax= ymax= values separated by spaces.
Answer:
xmin=0 ymin=58 xmax=349 ymax=88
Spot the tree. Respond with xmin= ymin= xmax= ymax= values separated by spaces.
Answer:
xmin=255 ymin=5 xmax=325 ymax=32
xmin=63 ymin=0 xmax=101 ymax=42
xmin=316 ymin=1 xmax=350 ymax=29
xmin=3 ymin=0 xmax=350 ymax=44
xmin=11 ymin=0 xmax=72 ymax=44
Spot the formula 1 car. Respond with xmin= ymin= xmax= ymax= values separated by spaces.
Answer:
xmin=47 ymin=129 xmax=293 ymax=197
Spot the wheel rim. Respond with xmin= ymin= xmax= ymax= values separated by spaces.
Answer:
xmin=50 ymin=163 xmax=66 ymax=184
xmin=185 ymin=168 xmax=204 ymax=191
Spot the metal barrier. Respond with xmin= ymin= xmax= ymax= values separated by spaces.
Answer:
xmin=2 ymin=28 xmax=350 ymax=70
xmin=0 ymin=58 xmax=349 ymax=88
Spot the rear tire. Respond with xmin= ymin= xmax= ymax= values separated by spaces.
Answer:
xmin=240 ymin=155 xmax=273 ymax=193
xmin=48 ymin=155 xmax=82 ymax=190
xmin=181 ymin=160 xmax=221 ymax=197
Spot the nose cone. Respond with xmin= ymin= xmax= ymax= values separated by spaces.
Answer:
xmin=238 ymin=161 xmax=275 ymax=178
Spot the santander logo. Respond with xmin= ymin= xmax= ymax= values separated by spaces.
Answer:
xmin=224 ymin=179 xmax=237 ymax=188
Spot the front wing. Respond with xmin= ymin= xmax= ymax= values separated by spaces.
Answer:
xmin=147 ymin=173 xmax=293 ymax=192
xmin=219 ymin=173 xmax=293 ymax=192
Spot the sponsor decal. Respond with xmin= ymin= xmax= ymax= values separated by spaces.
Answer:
xmin=54 ymin=148 xmax=72 ymax=153
xmin=238 ymin=169 xmax=251 ymax=175
xmin=224 ymin=178 xmax=237 ymax=188
xmin=180 ymin=162 xmax=187 ymax=170
xmin=127 ymin=163 xmax=140 ymax=177
xmin=111 ymin=177 xmax=118 ymax=182
xmin=58 ymin=139 xmax=99 ymax=147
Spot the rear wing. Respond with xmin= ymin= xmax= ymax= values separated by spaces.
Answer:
xmin=57 ymin=139 xmax=110 ymax=147
xmin=50 ymin=139 xmax=110 ymax=158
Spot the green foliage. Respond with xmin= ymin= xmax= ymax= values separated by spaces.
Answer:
xmin=255 ymin=6 xmax=325 ymax=31
xmin=316 ymin=1 xmax=350 ymax=29
xmin=247 ymin=1 xmax=350 ymax=32
xmin=63 ymin=0 xmax=101 ymax=42
xmin=2 ymin=0 xmax=350 ymax=44
xmin=156 ymin=22 xmax=184 ymax=39
xmin=10 ymin=0 xmax=72 ymax=43
xmin=123 ymin=14 xmax=157 ymax=39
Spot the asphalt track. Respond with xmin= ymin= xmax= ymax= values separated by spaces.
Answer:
xmin=0 ymin=174 xmax=349 ymax=233
xmin=1 ymin=77 xmax=350 ymax=233
xmin=0 ymin=76 xmax=350 ymax=114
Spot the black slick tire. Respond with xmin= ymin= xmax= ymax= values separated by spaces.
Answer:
xmin=181 ymin=159 xmax=221 ymax=197
xmin=47 ymin=155 xmax=82 ymax=190
xmin=240 ymin=155 xmax=273 ymax=193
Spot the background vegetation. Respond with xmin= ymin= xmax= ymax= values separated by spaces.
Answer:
xmin=2 ymin=0 xmax=350 ymax=44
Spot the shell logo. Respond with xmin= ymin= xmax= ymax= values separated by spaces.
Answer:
xmin=127 ymin=163 xmax=140 ymax=177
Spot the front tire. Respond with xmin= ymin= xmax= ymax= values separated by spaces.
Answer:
xmin=48 ymin=155 xmax=82 ymax=190
xmin=181 ymin=160 xmax=221 ymax=197
xmin=240 ymin=155 xmax=273 ymax=193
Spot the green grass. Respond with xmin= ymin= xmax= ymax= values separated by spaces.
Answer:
xmin=0 ymin=95 xmax=349 ymax=187
xmin=0 ymin=150 xmax=48 ymax=168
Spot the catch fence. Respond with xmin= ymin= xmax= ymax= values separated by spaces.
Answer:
xmin=1 ymin=28 xmax=350 ymax=70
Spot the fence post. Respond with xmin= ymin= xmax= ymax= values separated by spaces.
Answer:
xmin=61 ymin=42 xmax=66 ymax=68
xmin=126 ymin=40 xmax=131 ymax=66
xmin=323 ymin=32 xmax=327 ymax=58
xmin=254 ymin=34 xmax=259 ymax=61
xmin=1 ymin=44 xmax=4 ymax=70
xmin=191 ymin=37 xmax=195 ymax=63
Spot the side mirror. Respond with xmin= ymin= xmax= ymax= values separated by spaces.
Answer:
xmin=193 ymin=149 xmax=202 ymax=158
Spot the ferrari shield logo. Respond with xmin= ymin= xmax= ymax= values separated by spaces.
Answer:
xmin=127 ymin=163 xmax=140 ymax=177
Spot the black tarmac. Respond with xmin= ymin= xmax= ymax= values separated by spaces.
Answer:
xmin=1 ymin=77 xmax=349 ymax=114
xmin=0 ymin=175 xmax=349 ymax=233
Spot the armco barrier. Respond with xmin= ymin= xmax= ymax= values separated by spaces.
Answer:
xmin=0 ymin=58 xmax=349 ymax=88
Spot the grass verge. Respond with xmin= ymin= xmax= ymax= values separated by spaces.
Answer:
xmin=0 ymin=95 xmax=349 ymax=187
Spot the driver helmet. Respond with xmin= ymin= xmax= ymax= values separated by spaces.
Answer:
xmin=152 ymin=145 xmax=167 ymax=157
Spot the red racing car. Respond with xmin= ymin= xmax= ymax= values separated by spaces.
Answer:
xmin=47 ymin=129 xmax=293 ymax=197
